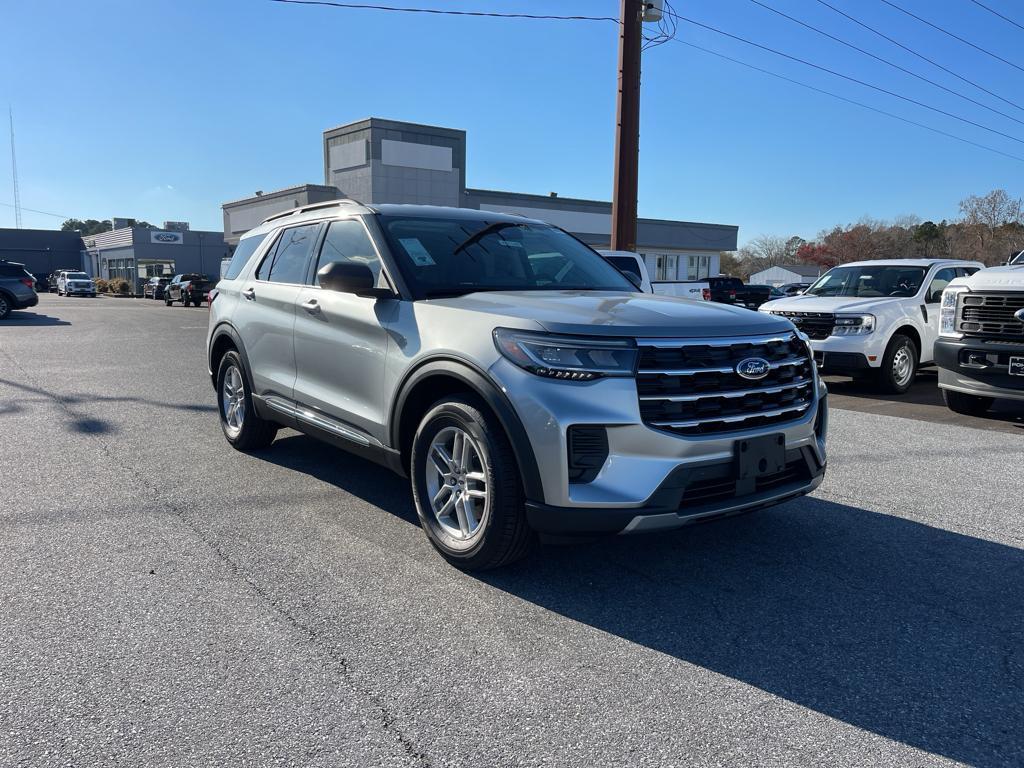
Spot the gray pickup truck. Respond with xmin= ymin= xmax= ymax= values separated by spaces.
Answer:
xmin=207 ymin=202 xmax=828 ymax=569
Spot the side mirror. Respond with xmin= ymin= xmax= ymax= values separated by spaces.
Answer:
xmin=317 ymin=260 xmax=388 ymax=298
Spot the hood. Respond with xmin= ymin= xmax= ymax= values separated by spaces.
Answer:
xmin=960 ymin=264 xmax=1024 ymax=291
xmin=424 ymin=290 xmax=794 ymax=338
xmin=760 ymin=294 xmax=905 ymax=313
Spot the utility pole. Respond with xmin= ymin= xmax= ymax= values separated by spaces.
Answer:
xmin=9 ymin=106 xmax=22 ymax=229
xmin=610 ymin=0 xmax=644 ymax=251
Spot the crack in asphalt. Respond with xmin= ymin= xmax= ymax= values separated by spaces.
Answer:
xmin=0 ymin=346 xmax=433 ymax=768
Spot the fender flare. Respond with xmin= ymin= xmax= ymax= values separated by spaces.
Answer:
xmin=208 ymin=322 xmax=255 ymax=390
xmin=390 ymin=357 xmax=544 ymax=502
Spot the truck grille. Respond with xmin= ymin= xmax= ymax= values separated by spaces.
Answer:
xmin=958 ymin=293 xmax=1024 ymax=339
xmin=636 ymin=333 xmax=816 ymax=436
xmin=767 ymin=311 xmax=834 ymax=340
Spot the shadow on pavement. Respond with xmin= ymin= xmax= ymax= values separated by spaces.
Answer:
xmin=258 ymin=433 xmax=1022 ymax=766
xmin=1 ymin=311 xmax=71 ymax=326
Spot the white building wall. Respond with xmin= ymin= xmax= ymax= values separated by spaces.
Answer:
xmin=749 ymin=266 xmax=805 ymax=286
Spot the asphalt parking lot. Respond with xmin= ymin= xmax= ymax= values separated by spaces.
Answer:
xmin=2 ymin=293 xmax=1023 ymax=767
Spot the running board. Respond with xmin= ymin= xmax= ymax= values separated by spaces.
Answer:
xmin=261 ymin=395 xmax=380 ymax=448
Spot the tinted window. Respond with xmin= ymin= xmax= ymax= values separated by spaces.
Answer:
xmin=0 ymin=263 xmax=24 ymax=276
xmin=605 ymin=256 xmax=643 ymax=285
xmin=66 ymin=272 xmax=89 ymax=280
xmin=257 ymin=224 xmax=320 ymax=284
xmin=926 ymin=268 xmax=957 ymax=302
xmin=224 ymin=234 xmax=267 ymax=280
xmin=316 ymin=219 xmax=382 ymax=285
xmin=377 ymin=216 xmax=632 ymax=298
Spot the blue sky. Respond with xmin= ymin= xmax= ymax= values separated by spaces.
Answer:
xmin=2 ymin=0 xmax=1023 ymax=245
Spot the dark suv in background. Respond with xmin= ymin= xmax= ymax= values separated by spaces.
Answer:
xmin=0 ymin=260 xmax=40 ymax=319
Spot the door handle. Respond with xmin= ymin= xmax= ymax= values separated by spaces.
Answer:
xmin=301 ymin=299 xmax=322 ymax=314
xmin=242 ymin=287 xmax=255 ymax=301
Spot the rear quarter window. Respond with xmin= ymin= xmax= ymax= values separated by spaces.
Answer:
xmin=223 ymin=234 xmax=268 ymax=280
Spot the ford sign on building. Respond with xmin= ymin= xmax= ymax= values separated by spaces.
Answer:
xmin=150 ymin=231 xmax=184 ymax=244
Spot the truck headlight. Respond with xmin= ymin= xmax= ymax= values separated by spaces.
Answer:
xmin=939 ymin=286 xmax=967 ymax=337
xmin=493 ymin=328 xmax=638 ymax=381
xmin=832 ymin=314 xmax=875 ymax=335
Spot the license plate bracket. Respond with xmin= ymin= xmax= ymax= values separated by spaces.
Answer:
xmin=1010 ymin=356 xmax=1024 ymax=377
xmin=736 ymin=433 xmax=787 ymax=480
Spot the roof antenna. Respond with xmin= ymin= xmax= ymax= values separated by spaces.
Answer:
xmin=9 ymin=106 xmax=22 ymax=229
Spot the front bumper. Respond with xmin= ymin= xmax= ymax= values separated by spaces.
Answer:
xmin=935 ymin=336 xmax=1024 ymax=402
xmin=809 ymin=334 xmax=887 ymax=370
xmin=489 ymin=356 xmax=828 ymax=518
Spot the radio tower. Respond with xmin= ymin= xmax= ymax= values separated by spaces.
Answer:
xmin=9 ymin=106 xmax=22 ymax=229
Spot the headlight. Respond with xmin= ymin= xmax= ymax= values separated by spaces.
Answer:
xmin=940 ymin=286 xmax=967 ymax=337
xmin=832 ymin=313 xmax=875 ymax=335
xmin=493 ymin=328 xmax=638 ymax=380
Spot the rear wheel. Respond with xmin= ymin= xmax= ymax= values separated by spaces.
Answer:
xmin=164 ymin=294 xmax=172 ymax=306
xmin=216 ymin=351 xmax=277 ymax=450
xmin=942 ymin=388 xmax=994 ymax=416
xmin=410 ymin=397 xmax=534 ymax=570
xmin=876 ymin=333 xmax=918 ymax=394
xmin=0 ymin=294 xmax=10 ymax=319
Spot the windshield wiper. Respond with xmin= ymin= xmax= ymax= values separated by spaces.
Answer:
xmin=451 ymin=222 xmax=524 ymax=255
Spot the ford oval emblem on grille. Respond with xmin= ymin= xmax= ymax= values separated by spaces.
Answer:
xmin=1016 ymin=308 xmax=1024 ymax=323
xmin=736 ymin=357 xmax=771 ymax=380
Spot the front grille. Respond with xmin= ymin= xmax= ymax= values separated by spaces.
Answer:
xmin=636 ymin=332 xmax=816 ymax=436
xmin=957 ymin=293 xmax=1024 ymax=340
xmin=768 ymin=311 xmax=835 ymax=340
xmin=679 ymin=457 xmax=808 ymax=507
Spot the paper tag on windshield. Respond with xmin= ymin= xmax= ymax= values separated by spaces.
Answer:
xmin=399 ymin=238 xmax=436 ymax=266
xmin=498 ymin=239 xmax=524 ymax=248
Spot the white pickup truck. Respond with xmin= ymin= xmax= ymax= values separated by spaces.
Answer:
xmin=934 ymin=262 xmax=1024 ymax=414
xmin=759 ymin=259 xmax=983 ymax=393
xmin=598 ymin=251 xmax=709 ymax=301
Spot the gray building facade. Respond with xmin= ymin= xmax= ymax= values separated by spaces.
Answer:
xmin=83 ymin=225 xmax=228 ymax=288
xmin=0 ymin=229 xmax=85 ymax=279
xmin=223 ymin=118 xmax=738 ymax=280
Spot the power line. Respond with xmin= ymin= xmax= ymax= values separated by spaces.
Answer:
xmin=266 ymin=0 xmax=619 ymax=22
xmin=813 ymin=0 xmax=1024 ymax=115
xmin=968 ymin=0 xmax=1024 ymax=33
xmin=746 ymin=0 xmax=1024 ymax=128
xmin=878 ymin=0 xmax=1024 ymax=75
xmin=669 ymin=37 xmax=1024 ymax=164
xmin=666 ymin=10 xmax=1024 ymax=147
xmin=0 ymin=201 xmax=72 ymax=220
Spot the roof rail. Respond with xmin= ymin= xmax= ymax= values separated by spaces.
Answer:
xmin=261 ymin=198 xmax=365 ymax=224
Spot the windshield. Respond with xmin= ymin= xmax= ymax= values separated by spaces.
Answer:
xmin=805 ymin=265 xmax=927 ymax=298
xmin=1011 ymin=251 xmax=1024 ymax=265
xmin=66 ymin=272 xmax=89 ymax=280
xmin=377 ymin=216 xmax=634 ymax=298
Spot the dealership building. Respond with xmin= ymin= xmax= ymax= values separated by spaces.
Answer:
xmin=82 ymin=223 xmax=229 ymax=286
xmin=223 ymin=118 xmax=737 ymax=281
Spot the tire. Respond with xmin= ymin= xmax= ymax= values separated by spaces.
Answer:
xmin=876 ymin=333 xmax=918 ymax=394
xmin=942 ymin=388 xmax=994 ymax=416
xmin=410 ymin=396 xmax=534 ymax=570
xmin=165 ymin=295 xmax=173 ymax=306
xmin=216 ymin=350 xmax=277 ymax=451
xmin=0 ymin=293 xmax=10 ymax=319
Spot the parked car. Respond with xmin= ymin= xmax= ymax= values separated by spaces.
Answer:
xmin=207 ymin=201 xmax=828 ymax=570
xmin=598 ymin=251 xmax=710 ymax=300
xmin=0 ymin=260 xmax=40 ymax=319
xmin=56 ymin=270 xmax=96 ymax=297
xmin=707 ymin=276 xmax=772 ymax=309
xmin=760 ymin=258 xmax=983 ymax=393
xmin=934 ymin=262 xmax=1024 ymax=415
xmin=48 ymin=267 xmax=76 ymax=293
xmin=165 ymin=274 xmax=213 ymax=306
xmin=143 ymin=277 xmax=170 ymax=299
xmin=779 ymin=282 xmax=810 ymax=296
xmin=32 ymin=273 xmax=50 ymax=293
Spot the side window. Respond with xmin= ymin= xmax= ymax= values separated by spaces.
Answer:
xmin=960 ymin=267 xmax=979 ymax=277
xmin=927 ymin=267 xmax=957 ymax=303
xmin=255 ymin=238 xmax=278 ymax=281
xmin=315 ymin=219 xmax=382 ymax=285
xmin=257 ymin=224 xmax=321 ymax=284
xmin=224 ymin=233 xmax=267 ymax=280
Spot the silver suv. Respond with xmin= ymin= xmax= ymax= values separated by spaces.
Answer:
xmin=0 ymin=260 xmax=39 ymax=319
xmin=207 ymin=202 xmax=828 ymax=569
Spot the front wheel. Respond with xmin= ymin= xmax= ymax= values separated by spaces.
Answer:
xmin=410 ymin=397 xmax=534 ymax=570
xmin=876 ymin=333 xmax=918 ymax=394
xmin=216 ymin=351 xmax=278 ymax=450
xmin=943 ymin=388 xmax=994 ymax=416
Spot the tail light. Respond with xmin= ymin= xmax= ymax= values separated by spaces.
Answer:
xmin=20 ymin=278 xmax=34 ymax=289
xmin=701 ymin=288 xmax=711 ymax=301
xmin=729 ymin=289 xmax=737 ymax=299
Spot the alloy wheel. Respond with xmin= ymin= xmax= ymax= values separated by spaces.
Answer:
xmin=424 ymin=426 xmax=489 ymax=541
xmin=221 ymin=365 xmax=246 ymax=437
